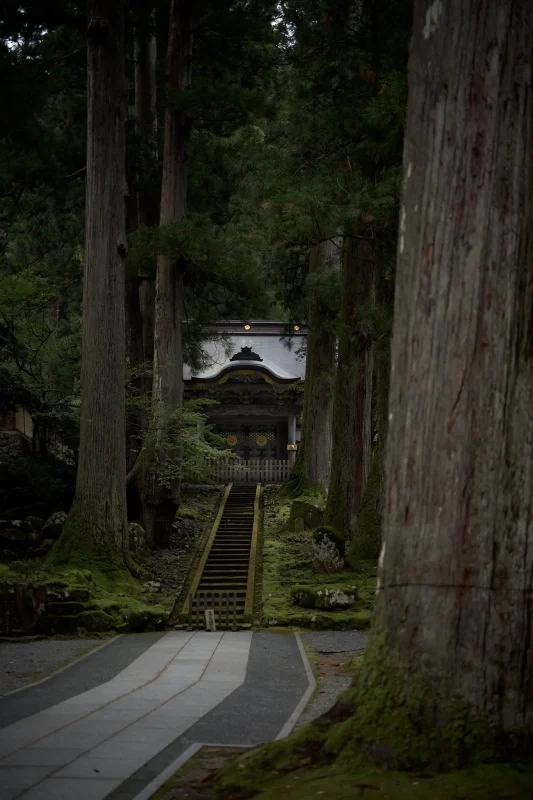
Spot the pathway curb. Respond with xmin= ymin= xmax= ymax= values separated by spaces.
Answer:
xmin=275 ymin=632 xmax=316 ymax=740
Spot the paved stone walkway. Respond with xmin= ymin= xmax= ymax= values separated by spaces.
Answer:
xmin=0 ymin=631 xmax=309 ymax=800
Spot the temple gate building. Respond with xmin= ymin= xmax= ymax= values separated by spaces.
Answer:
xmin=184 ymin=321 xmax=305 ymax=481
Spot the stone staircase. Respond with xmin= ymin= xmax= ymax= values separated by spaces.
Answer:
xmin=183 ymin=484 xmax=260 ymax=628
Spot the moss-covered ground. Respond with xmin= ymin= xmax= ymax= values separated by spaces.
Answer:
xmin=0 ymin=485 xmax=221 ymax=634
xmin=261 ymin=487 xmax=376 ymax=629
xmin=148 ymin=744 xmax=533 ymax=799
xmin=222 ymin=761 xmax=533 ymax=799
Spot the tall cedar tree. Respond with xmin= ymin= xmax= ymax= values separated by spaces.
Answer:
xmin=125 ymin=1 xmax=159 ymax=469
xmin=371 ymin=0 xmax=533 ymax=754
xmin=295 ymin=240 xmax=338 ymax=492
xmin=276 ymin=0 xmax=408 ymax=504
xmin=325 ymin=233 xmax=376 ymax=538
xmin=52 ymin=0 xmax=129 ymax=568
xmin=138 ymin=0 xmax=193 ymax=548
xmin=134 ymin=2 xmax=158 ymax=373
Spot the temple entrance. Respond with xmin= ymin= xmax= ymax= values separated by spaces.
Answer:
xmin=218 ymin=423 xmax=277 ymax=459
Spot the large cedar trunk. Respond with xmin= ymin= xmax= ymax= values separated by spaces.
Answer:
xmin=53 ymin=0 xmax=129 ymax=568
xmin=374 ymin=0 xmax=533 ymax=746
xmin=125 ymin=3 xmax=158 ymax=474
xmin=135 ymin=1 xmax=158 ymax=373
xmin=139 ymin=0 xmax=192 ymax=548
xmin=348 ymin=334 xmax=390 ymax=563
xmin=324 ymin=235 xmax=376 ymax=539
xmin=295 ymin=240 xmax=338 ymax=492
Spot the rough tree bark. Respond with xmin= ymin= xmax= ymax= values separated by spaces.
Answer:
xmin=372 ymin=0 xmax=533 ymax=752
xmin=125 ymin=2 xmax=159 ymax=472
xmin=52 ymin=0 xmax=129 ymax=569
xmin=134 ymin=0 xmax=158 ymax=371
xmin=292 ymin=240 xmax=338 ymax=493
xmin=324 ymin=234 xmax=376 ymax=539
xmin=139 ymin=0 xmax=193 ymax=548
xmin=348 ymin=328 xmax=390 ymax=564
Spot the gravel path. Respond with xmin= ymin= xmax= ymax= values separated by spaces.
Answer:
xmin=0 ymin=638 xmax=102 ymax=695
xmin=305 ymin=630 xmax=369 ymax=653
xmin=296 ymin=630 xmax=370 ymax=728
xmin=296 ymin=674 xmax=352 ymax=727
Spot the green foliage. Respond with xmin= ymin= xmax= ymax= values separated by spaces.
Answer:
xmin=128 ymin=396 xmax=235 ymax=487
xmin=0 ymin=453 xmax=75 ymax=519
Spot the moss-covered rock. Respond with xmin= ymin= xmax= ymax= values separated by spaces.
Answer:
xmin=0 ymin=580 xmax=47 ymax=634
xmin=78 ymin=609 xmax=115 ymax=632
xmin=288 ymin=499 xmax=324 ymax=531
xmin=290 ymin=585 xmax=316 ymax=608
xmin=312 ymin=525 xmax=346 ymax=573
xmin=291 ymin=584 xmax=357 ymax=610
xmin=120 ymin=606 xmax=166 ymax=632
xmin=128 ymin=522 xmax=147 ymax=557
xmin=45 ymin=584 xmax=91 ymax=603
xmin=38 ymin=614 xmax=82 ymax=635
xmin=264 ymin=609 xmax=372 ymax=630
xmin=0 ymin=522 xmax=43 ymax=547
xmin=45 ymin=600 xmax=87 ymax=616
xmin=42 ymin=510 xmax=68 ymax=539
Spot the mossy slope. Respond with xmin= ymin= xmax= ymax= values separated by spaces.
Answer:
xmin=261 ymin=487 xmax=376 ymax=629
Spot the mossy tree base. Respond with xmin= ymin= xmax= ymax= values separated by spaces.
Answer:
xmin=218 ymin=635 xmax=533 ymax=796
xmin=47 ymin=506 xmax=132 ymax=575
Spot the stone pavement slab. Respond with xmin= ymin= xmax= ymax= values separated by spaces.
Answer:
xmin=106 ymin=632 xmax=310 ymax=800
xmin=0 ymin=631 xmax=252 ymax=799
xmin=0 ymin=633 xmax=168 ymax=728
xmin=0 ymin=631 xmax=313 ymax=800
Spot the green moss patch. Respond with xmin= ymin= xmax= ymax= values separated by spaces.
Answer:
xmin=290 ymin=584 xmax=357 ymax=610
xmin=1 ymin=484 xmax=222 ymax=635
xmin=261 ymin=487 xmax=376 ymax=629
xmin=222 ymin=761 xmax=533 ymax=799
xmin=1 ymin=560 xmax=168 ymax=634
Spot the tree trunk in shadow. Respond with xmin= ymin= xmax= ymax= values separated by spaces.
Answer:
xmin=137 ymin=0 xmax=192 ymax=549
xmin=290 ymin=239 xmax=338 ymax=494
xmin=324 ymin=233 xmax=376 ymax=539
xmin=54 ymin=0 xmax=130 ymax=569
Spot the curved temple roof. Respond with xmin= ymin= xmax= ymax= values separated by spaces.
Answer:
xmin=184 ymin=322 xmax=306 ymax=382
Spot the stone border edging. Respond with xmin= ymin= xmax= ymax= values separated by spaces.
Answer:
xmin=275 ymin=632 xmax=317 ymax=740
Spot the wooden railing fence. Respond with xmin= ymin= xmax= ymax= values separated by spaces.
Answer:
xmin=188 ymin=591 xmax=240 ymax=630
xmin=207 ymin=458 xmax=291 ymax=484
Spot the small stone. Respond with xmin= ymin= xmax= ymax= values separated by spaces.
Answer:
xmin=128 ymin=522 xmax=147 ymax=556
xmin=141 ymin=580 xmax=162 ymax=594
xmin=43 ymin=511 xmax=68 ymax=539
xmin=25 ymin=516 xmax=45 ymax=530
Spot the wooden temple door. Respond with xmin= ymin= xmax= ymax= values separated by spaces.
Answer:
xmin=219 ymin=424 xmax=277 ymax=459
